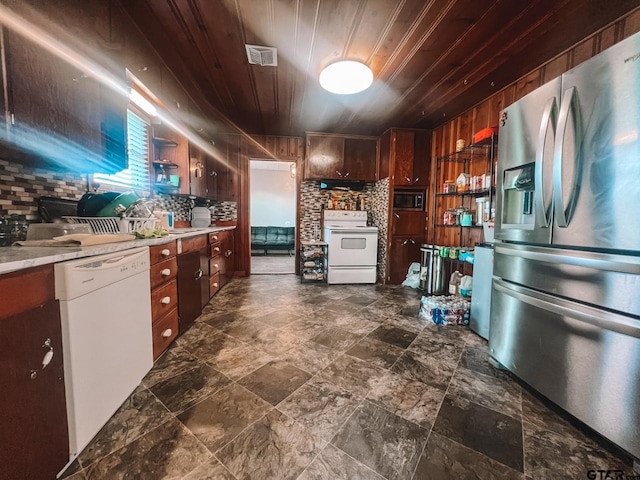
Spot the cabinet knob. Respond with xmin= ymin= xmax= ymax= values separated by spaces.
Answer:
xmin=344 ymin=171 xmax=350 ymax=177
xmin=404 ymin=176 xmax=411 ymax=183
xmin=213 ymin=282 xmax=218 ymax=288
xmin=161 ymin=296 xmax=171 ymax=304
xmin=214 ymin=263 xmax=219 ymax=269
xmin=195 ymin=269 xmax=203 ymax=280
xmin=213 ymin=246 xmax=220 ymax=253
xmin=161 ymin=268 xmax=171 ymax=276
xmin=161 ymin=329 xmax=173 ymax=338
xmin=413 ymin=177 xmax=420 ymax=183
xmin=211 ymin=235 xmax=218 ymax=241
xmin=225 ymin=250 xmax=232 ymax=257
xmin=394 ymin=213 xmax=400 ymax=219
xmin=161 ymin=249 xmax=171 ymax=256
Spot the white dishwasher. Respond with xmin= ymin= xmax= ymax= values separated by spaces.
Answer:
xmin=55 ymin=246 xmax=153 ymax=460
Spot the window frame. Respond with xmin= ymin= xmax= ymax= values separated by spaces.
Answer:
xmin=92 ymin=103 xmax=152 ymax=194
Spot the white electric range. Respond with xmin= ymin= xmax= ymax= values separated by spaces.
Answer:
xmin=323 ymin=210 xmax=378 ymax=284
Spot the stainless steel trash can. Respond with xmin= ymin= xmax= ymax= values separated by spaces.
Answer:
xmin=420 ymin=244 xmax=446 ymax=294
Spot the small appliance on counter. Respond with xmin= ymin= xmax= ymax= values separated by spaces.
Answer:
xmin=190 ymin=198 xmax=211 ymax=228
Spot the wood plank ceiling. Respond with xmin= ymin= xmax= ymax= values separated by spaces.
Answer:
xmin=120 ymin=0 xmax=640 ymax=137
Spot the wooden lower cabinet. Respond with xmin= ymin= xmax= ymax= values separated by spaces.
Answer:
xmin=177 ymin=249 xmax=203 ymax=333
xmin=387 ymin=235 xmax=423 ymax=284
xmin=210 ymin=271 xmax=221 ymax=297
xmin=149 ymin=242 xmax=178 ymax=360
xmin=151 ymin=308 xmax=179 ymax=359
xmin=0 ymin=264 xmax=69 ymax=480
xmin=219 ymin=229 xmax=235 ymax=287
xmin=209 ymin=230 xmax=234 ymax=290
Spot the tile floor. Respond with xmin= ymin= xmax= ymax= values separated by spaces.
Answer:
xmin=61 ymin=275 xmax=634 ymax=480
xmin=251 ymin=255 xmax=295 ymax=275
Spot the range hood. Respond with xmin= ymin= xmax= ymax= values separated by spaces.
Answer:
xmin=319 ymin=179 xmax=365 ymax=191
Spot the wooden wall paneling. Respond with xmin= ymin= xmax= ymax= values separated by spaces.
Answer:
xmin=542 ymin=53 xmax=571 ymax=84
xmin=238 ymin=133 xmax=303 ymax=277
xmin=265 ymin=137 xmax=278 ymax=159
xmin=289 ymin=137 xmax=302 ymax=158
xmin=487 ymin=86 xmax=515 ymax=127
xmin=237 ymin=136 xmax=250 ymax=277
xmin=623 ymin=9 xmax=640 ymax=36
xmin=514 ymin=70 xmax=542 ymax=103
xmin=378 ymin=130 xmax=390 ymax=180
xmin=571 ymin=37 xmax=597 ymax=69
xmin=472 ymin=99 xmax=491 ymax=133
xmin=456 ymin=110 xmax=473 ymax=149
xmin=597 ymin=24 xmax=620 ymax=52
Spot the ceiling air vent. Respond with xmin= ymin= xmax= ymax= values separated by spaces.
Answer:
xmin=245 ymin=44 xmax=278 ymax=67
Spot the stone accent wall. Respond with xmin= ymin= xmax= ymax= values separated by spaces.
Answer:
xmin=299 ymin=180 xmax=378 ymax=241
xmin=0 ymin=159 xmax=87 ymax=220
xmin=299 ymin=179 xmax=390 ymax=279
xmin=369 ymin=177 xmax=390 ymax=280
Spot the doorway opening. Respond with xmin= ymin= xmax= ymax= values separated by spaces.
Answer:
xmin=249 ymin=159 xmax=297 ymax=275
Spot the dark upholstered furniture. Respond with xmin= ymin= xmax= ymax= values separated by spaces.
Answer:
xmin=251 ymin=226 xmax=295 ymax=255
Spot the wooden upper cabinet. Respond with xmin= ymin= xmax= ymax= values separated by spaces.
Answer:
xmin=0 ymin=0 xmax=127 ymax=174
xmin=391 ymin=129 xmax=430 ymax=187
xmin=305 ymin=133 xmax=377 ymax=181
xmin=392 ymin=210 xmax=427 ymax=236
xmin=1 ymin=30 xmax=126 ymax=173
xmin=305 ymin=134 xmax=345 ymax=180
xmin=189 ymin=143 xmax=207 ymax=198
xmin=344 ymin=138 xmax=377 ymax=182
xmin=209 ymin=134 xmax=240 ymax=202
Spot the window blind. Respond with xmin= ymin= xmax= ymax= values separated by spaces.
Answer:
xmin=94 ymin=109 xmax=150 ymax=191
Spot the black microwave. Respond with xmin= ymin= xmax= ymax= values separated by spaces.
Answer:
xmin=393 ymin=190 xmax=425 ymax=210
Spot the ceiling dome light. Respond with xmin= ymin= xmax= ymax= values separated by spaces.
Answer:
xmin=319 ymin=60 xmax=373 ymax=95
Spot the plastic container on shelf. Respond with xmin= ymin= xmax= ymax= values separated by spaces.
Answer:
xmin=449 ymin=270 xmax=463 ymax=295
xmin=475 ymin=198 xmax=485 ymax=225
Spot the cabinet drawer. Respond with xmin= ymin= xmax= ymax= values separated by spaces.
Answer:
xmin=209 ymin=232 xmax=221 ymax=244
xmin=209 ymin=257 xmax=221 ymax=275
xmin=0 ymin=264 xmax=54 ymax=320
xmin=151 ymin=308 xmax=178 ymax=360
xmin=151 ymin=279 xmax=178 ymax=322
xmin=149 ymin=241 xmax=177 ymax=264
xmin=149 ymin=257 xmax=178 ymax=289
xmin=210 ymin=243 xmax=222 ymax=257
xmin=209 ymin=272 xmax=220 ymax=297
xmin=181 ymin=235 xmax=207 ymax=253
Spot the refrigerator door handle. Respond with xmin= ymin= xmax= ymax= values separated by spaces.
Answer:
xmin=495 ymin=243 xmax=640 ymax=274
xmin=493 ymin=278 xmax=640 ymax=338
xmin=534 ymin=96 xmax=557 ymax=228
xmin=553 ymin=86 xmax=583 ymax=228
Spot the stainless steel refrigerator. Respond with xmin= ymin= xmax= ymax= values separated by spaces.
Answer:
xmin=490 ymin=31 xmax=640 ymax=462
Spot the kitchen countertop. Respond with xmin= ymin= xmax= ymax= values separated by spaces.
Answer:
xmin=0 ymin=226 xmax=235 ymax=274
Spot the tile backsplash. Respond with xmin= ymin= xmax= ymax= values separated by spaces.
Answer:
xmin=0 ymin=159 xmax=87 ymax=220
xmin=0 ymin=158 xmax=237 ymax=223
xmin=299 ymin=178 xmax=389 ymax=280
